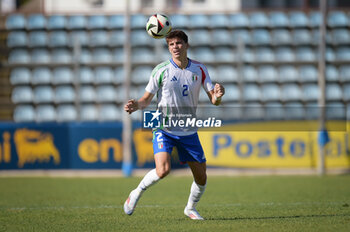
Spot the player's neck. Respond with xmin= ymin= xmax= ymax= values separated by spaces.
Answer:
xmin=173 ymin=57 xmax=188 ymax=69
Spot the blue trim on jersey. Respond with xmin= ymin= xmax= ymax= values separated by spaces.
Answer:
xmin=170 ymin=58 xmax=191 ymax=69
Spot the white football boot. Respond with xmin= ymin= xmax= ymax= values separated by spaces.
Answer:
xmin=123 ymin=189 xmax=142 ymax=215
xmin=184 ymin=206 xmax=204 ymax=220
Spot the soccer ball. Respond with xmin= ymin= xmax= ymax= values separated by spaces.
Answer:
xmin=146 ymin=14 xmax=172 ymax=39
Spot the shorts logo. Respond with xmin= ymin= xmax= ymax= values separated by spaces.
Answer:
xmin=158 ymin=142 xmax=164 ymax=149
xmin=143 ymin=110 xmax=162 ymax=128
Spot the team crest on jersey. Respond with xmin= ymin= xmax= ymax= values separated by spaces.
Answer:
xmin=192 ymin=74 xmax=198 ymax=82
xmin=158 ymin=142 xmax=164 ymax=149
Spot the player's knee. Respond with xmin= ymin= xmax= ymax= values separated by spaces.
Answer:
xmin=156 ymin=167 xmax=170 ymax=179
xmin=195 ymin=173 xmax=207 ymax=186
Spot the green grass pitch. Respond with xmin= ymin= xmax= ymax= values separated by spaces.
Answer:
xmin=0 ymin=175 xmax=350 ymax=231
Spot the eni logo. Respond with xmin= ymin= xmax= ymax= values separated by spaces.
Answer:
xmin=78 ymin=138 xmax=122 ymax=163
xmin=14 ymin=129 xmax=60 ymax=168
xmin=0 ymin=132 xmax=11 ymax=163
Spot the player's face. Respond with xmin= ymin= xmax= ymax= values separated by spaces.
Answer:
xmin=167 ymin=37 xmax=188 ymax=59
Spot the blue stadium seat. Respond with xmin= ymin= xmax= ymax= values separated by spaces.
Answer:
xmin=339 ymin=65 xmax=350 ymax=82
xmin=31 ymin=49 xmax=50 ymax=63
xmin=67 ymin=15 xmax=87 ymax=29
xmin=299 ymin=65 xmax=318 ymax=82
xmin=79 ymin=49 xmax=92 ymax=63
xmin=243 ymin=47 xmax=255 ymax=62
xmin=99 ymin=104 xmax=121 ymax=121
xmin=80 ymin=105 xmax=98 ymax=121
xmin=79 ymin=86 xmax=96 ymax=103
xmin=89 ymin=30 xmax=109 ymax=47
xmin=249 ymin=12 xmax=269 ymax=28
xmin=6 ymin=14 xmax=26 ymax=30
xmin=47 ymin=15 xmax=66 ymax=30
xmin=199 ymin=89 xmax=209 ymax=102
xmin=33 ymin=86 xmax=55 ymax=103
xmin=255 ymin=47 xmax=275 ymax=62
xmin=211 ymin=29 xmax=231 ymax=46
xmin=10 ymin=68 xmax=31 ymax=85
xmin=258 ymin=65 xmax=278 ymax=83
xmin=343 ymin=84 xmax=350 ymax=101
xmin=132 ymin=66 xmax=153 ymax=84
xmin=131 ymin=14 xmax=147 ymax=28
xmin=49 ymin=31 xmax=69 ymax=47
xmin=189 ymin=14 xmax=209 ymax=28
xmin=305 ymin=103 xmax=320 ymax=119
xmin=309 ymin=12 xmax=321 ymax=27
xmin=14 ymin=105 xmax=35 ymax=122
xmin=326 ymin=102 xmax=345 ymax=119
xmin=209 ymin=14 xmax=229 ymax=28
xmin=92 ymin=48 xmax=112 ymax=63
xmin=113 ymin=48 xmax=125 ymax=63
xmin=36 ymin=105 xmax=56 ymax=122
xmin=331 ymin=29 xmax=350 ymax=45
xmin=27 ymin=14 xmax=46 ymax=30
xmin=8 ymin=49 xmax=30 ymax=64
xmin=289 ymin=11 xmax=309 ymax=28
xmin=216 ymin=65 xmax=238 ymax=82
xmin=70 ymin=31 xmax=89 ymax=46
xmin=326 ymin=65 xmax=339 ymax=82
xmin=95 ymin=67 xmax=114 ymax=84
xmin=79 ymin=67 xmax=94 ymax=84
xmin=335 ymin=47 xmax=350 ymax=61
xmin=213 ymin=47 xmax=233 ymax=62
xmin=269 ymin=12 xmax=289 ymax=28
xmin=251 ymin=29 xmax=271 ymax=45
xmin=110 ymin=31 xmax=125 ymax=46
xmin=132 ymin=48 xmax=154 ymax=63
xmin=326 ymin=47 xmax=336 ymax=62
xmin=108 ymin=15 xmax=124 ymax=29
xmin=28 ymin=31 xmax=48 ymax=47
xmin=261 ymin=84 xmax=281 ymax=102
xmin=96 ymin=86 xmax=117 ymax=103
xmin=57 ymin=105 xmax=78 ymax=122
xmin=243 ymin=84 xmax=261 ymax=101
xmin=7 ymin=32 xmax=27 ymax=47
xmin=230 ymin=13 xmax=249 ymax=28
xmin=284 ymin=102 xmax=305 ymax=119
xmin=292 ymin=29 xmax=312 ymax=45
xmin=192 ymin=47 xmax=215 ymax=63
xmin=206 ymin=65 xmax=217 ymax=82
xmin=271 ymin=29 xmax=292 ymax=45
xmin=265 ymin=102 xmax=284 ymax=120
xmin=52 ymin=67 xmax=74 ymax=85
xmin=114 ymin=67 xmax=125 ymax=84
xmin=296 ymin=47 xmax=316 ymax=62
xmin=242 ymin=66 xmax=258 ymax=82
xmin=190 ymin=29 xmax=212 ymax=46
xmin=55 ymin=86 xmax=76 ymax=103
xmin=244 ymin=103 xmax=264 ymax=120
xmin=131 ymin=30 xmax=154 ymax=46
xmin=279 ymin=65 xmax=298 ymax=83
xmin=87 ymin=15 xmax=107 ymax=29
xmin=232 ymin=29 xmax=251 ymax=45
xmin=328 ymin=11 xmax=348 ymax=28
xmin=311 ymin=28 xmax=332 ymax=45
xmin=170 ymin=14 xmax=188 ymax=29
xmin=223 ymin=84 xmax=240 ymax=102
xmin=51 ymin=49 xmax=72 ymax=63
xmin=281 ymin=84 xmax=302 ymax=102
xmin=302 ymin=84 xmax=319 ymax=101
xmin=275 ymin=47 xmax=295 ymax=62
xmin=11 ymin=86 xmax=33 ymax=104
xmin=326 ymin=84 xmax=343 ymax=101
xmin=31 ymin=67 xmax=52 ymax=85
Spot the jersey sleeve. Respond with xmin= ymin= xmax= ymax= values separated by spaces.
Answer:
xmin=200 ymin=65 xmax=214 ymax=92
xmin=145 ymin=66 xmax=167 ymax=94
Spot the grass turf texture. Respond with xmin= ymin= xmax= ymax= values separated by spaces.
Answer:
xmin=0 ymin=175 xmax=350 ymax=232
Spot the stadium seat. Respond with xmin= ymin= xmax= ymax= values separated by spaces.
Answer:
xmin=222 ymin=84 xmax=240 ymax=102
xmin=28 ymin=31 xmax=48 ymax=47
xmin=11 ymin=86 xmax=33 ymax=104
xmin=52 ymin=49 xmax=72 ymax=63
xmin=55 ymin=86 xmax=76 ymax=103
xmin=36 ymin=105 xmax=56 ymax=122
xmin=31 ymin=67 xmax=52 ymax=85
xmin=192 ymin=47 xmax=214 ymax=63
xmin=95 ymin=67 xmax=114 ymax=84
xmin=79 ymin=86 xmax=96 ymax=103
xmin=27 ymin=14 xmax=46 ymax=30
xmin=343 ymin=84 xmax=350 ymax=101
xmin=52 ymin=67 xmax=74 ymax=85
xmin=255 ymin=47 xmax=275 ymax=62
xmin=8 ymin=49 xmax=30 ymax=64
xmin=300 ymin=65 xmax=318 ymax=83
xmin=326 ymin=84 xmax=342 ymax=101
xmin=89 ymin=30 xmax=109 ymax=47
xmin=114 ymin=67 xmax=125 ymax=84
xmin=232 ymin=29 xmax=251 ymax=45
xmin=99 ymin=104 xmax=121 ymax=121
xmin=13 ymin=105 xmax=35 ymax=122
xmin=278 ymin=65 xmax=298 ymax=83
xmin=190 ymin=29 xmax=212 ymax=46
xmin=209 ymin=14 xmax=229 ymax=28
xmin=251 ymin=29 xmax=271 ymax=45
xmin=48 ymin=31 xmax=69 ymax=47
xmin=6 ymin=14 xmax=26 ymax=30
xmin=229 ymin=13 xmax=249 ymax=28
xmin=243 ymin=84 xmax=261 ymax=101
xmin=275 ymin=47 xmax=295 ymax=62
xmin=56 ymin=104 xmax=78 ymax=122
xmin=309 ymin=12 xmax=321 ymax=27
xmin=242 ymin=66 xmax=258 ymax=82
xmin=7 ymin=32 xmax=27 ymax=47
xmin=92 ymin=48 xmax=112 ymax=63
xmin=339 ymin=65 xmax=350 ymax=82
xmin=170 ymin=14 xmax=188 ymax=29
xmin=10 ymin=68 xmax=31 ymax=85
xmin=211 ymin=29 xmax=231 ymax=46
xmin=243 ymin=47 xmax=255 ymax=62
xmin=189 ymin=14 xmax=209 ymax=28
xmin=67 ymin=15 xmax=87 ymax=29
xmin=305 ymin=102 xmax=320 ymax=120
xmin=331 ymin=29 xmax=350 ymax=45
xmin=292 ymin=29 xmax=312 ymax=45
xmin=326 ymin=102 xmax=345 ymax=119
xmin=33 ymin=86 xmax=55 ymax=103
xmin=269 ymin=12 xmax=289 ymax=28
xmin=311 ymin=29 xmax=332 ymax=45
xmin=132 ymin=66 xmax=153 ymax=84
xmin=326 ymin=65 xmax=339 ymax=82
xmin=271 ymin=29 xmax=292 ymax=45
xmin=80 ymin=104 xmax=98 ymax=121
xmin=281 ymin=84 xmax=302 ymax=102
xmin=244 ymin=103 xmax=264 ymax=120
xmin=216 ymin=65 xmax=238 ymax=82
xmin=261 ymin=84 xmax=281 ymax=102
xmin=70 ymin=31 xmax=89 ymax=46
xmin=110 ymin=31 xmax=125 ymax=46
xmin=302 ymin=84 xmax=319 ymax=101
xmin=265 ymin=102 xmax=284 ymax=120
xmin=249 ymin=12 xmax=269 ymax=28
xmin=96 ymin=85 xmax=116 ymax=102
xmin=79 ymin=67 xmax=94 ymax=84
xmin=284 ymin=102 xmax=305 ymax=119
xmin=131 ymin=14 xmax=147 ymax=28
xmin=47 ymin=15 xmax=66 ymax=30
xmin=258 ymin=65 xmax=278 ymax=83
xmin=132 ymin=48 xmax=154 ymax=63
xmin=87 ymin=15 xmax=107 ymax=29
xmin=113 ymin=48 xmax=125 ymax=63
xmin=79 ymin=49 xmax=92 ymax=63
xmin=31 ymin=49 xmax=50 ymax=64
xmin=199 ymin=89 xmax=209 ymax=102
xmin=335 ymin=47 xmax=350 ymax=61
xmin=326 ymin=47 xmax=336 ymax=62
xmin=211 ymin=47 xmax=234 ymax=62
xmin=289 ymin=11 xmax=309 ymax=28
xmin=131 ymin=30 xmax=154 ymax=46
xmin=328 ymin=11 xmax=348 ymax=28
xmin=296 ymin=47 xmax=316 ymax=62
xmin=108 ymin=15 xmax=124 ymax=29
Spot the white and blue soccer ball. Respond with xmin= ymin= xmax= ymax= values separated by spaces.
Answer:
xmin=146 ymin=14 xmax=172 ymax=39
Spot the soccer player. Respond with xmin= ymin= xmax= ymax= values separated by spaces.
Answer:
xmin=123 ymin=30 xmax=225 ymax=220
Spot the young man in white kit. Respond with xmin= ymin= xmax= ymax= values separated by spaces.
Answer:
xmin=123 ymin=30 xmax=225 ymax=220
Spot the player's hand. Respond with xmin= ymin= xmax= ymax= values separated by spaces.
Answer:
xmin=214 ymin=83 xmax=225 ymax=98
xmin=124 ymin=99 xmax=138 ymax=114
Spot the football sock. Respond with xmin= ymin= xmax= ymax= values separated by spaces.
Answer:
xmin=186 ymin=181 xmax=206 ymax=209
xmin=136 ymin=168 xmax=161 ymax=193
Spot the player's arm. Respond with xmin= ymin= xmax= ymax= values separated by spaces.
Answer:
xmin=124 ymin=91 xmax=154 ymax=114
xmin=207 ymin=83 xmax=225 ymax=106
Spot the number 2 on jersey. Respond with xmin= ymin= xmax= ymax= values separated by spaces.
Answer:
xmin=182 ymin=84 xmax=189 ymax=96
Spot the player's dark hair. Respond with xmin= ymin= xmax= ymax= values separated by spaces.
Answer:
xmin=165 ymin=30 xmax=188 ymax=44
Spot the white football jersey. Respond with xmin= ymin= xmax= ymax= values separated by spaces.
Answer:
xmin=145 ymin=58 xmax=214 ymax=135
